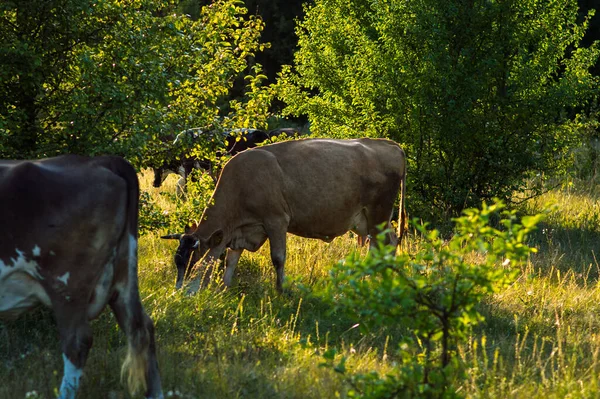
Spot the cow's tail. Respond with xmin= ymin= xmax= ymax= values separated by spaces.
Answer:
xmin=122 ymin=328 xmax=150 ymax=395
xmin=99 ymin=157 xmax=155 ymax=395
xmin=115 ymin=159 xmax=154 ymax=395
xmin=106 ymin=156 xmax=140 ymax=241
xmin=397 ymin=153 xmax=408 ymax=248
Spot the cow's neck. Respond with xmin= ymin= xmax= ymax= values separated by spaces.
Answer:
xmin=195 ymin=202 xmax=230 ymax=241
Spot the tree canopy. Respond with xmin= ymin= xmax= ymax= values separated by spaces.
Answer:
xmin=279 ymin=0 xmax=600 ymax=216
xmin=0 ymin=0 xmax=272 ymax=167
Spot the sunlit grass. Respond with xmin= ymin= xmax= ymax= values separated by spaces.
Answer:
xmin=462 ymin=178 xmax=600 ymax=398
xmin=3 ymin=171 xmax=600 ymax=397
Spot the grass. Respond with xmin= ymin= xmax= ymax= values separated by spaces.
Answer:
xmin=2 ymin=171 xmax=600 ymax=398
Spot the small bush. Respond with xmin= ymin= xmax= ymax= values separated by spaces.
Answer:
xmin=323 ymin=199 xmax=545 ymax=398
xmin=139 ymin=169 xmax=215 ymax=235
xmin=139 ymin=190 xmax=170 ymax=235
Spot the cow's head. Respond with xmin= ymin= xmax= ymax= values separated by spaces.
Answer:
xmin=161 ymin=224 xmax=223 ymax=289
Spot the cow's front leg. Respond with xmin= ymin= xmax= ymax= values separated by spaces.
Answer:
xmin=267 ymin=231 xmax=287 ymax=293
xmin=56 ymin=310 xmax=92 ymax=399
xmin=223 ymin=248 xmax=243 ymax=288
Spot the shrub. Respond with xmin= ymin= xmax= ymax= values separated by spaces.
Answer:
xmin=323 ymin=199 xmax=545 ymax=398
xmin=139 ymin=169 xmax=215 ymax=236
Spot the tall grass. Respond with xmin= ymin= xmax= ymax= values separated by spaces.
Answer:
xmin=2 ymin=171 xmax=600 ymax=398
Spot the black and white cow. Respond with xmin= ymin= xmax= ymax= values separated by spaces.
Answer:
xmin=0 ymin=155 xmax=163 ymax=399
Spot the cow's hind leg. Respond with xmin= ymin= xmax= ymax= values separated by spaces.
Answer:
xmin=366 ymin=205 xmax=398 ymax=253
xmin=55 ymin=308 xmax=92 ymax=399
xmin=110 ymin=289 xmax=163 ymax=399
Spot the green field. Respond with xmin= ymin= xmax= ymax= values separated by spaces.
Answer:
xmin=2 ymin=172 xmax=600 ymax=399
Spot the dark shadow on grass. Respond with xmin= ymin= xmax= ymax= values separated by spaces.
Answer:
xmin=150 ymin=279 xmax=287 ymax=398
xmin=0 ymin=308 xmax=65 ymax=398
xmin=527 ymin=220 xmax=600 ymax=282
xmin=0 ymin=305 xmax=162 ymax=398
xmin=228 ymin=257 xmax=408 ymax=358
xmin=472 ymin=299 xmax=600 ymax=387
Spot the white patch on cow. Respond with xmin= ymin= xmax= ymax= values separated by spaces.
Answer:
xmin=15 ymin=248 xmax=24 ymax=257
xmin=57 ymin=272 xmax=70 ymax=286
xmin=105 ymin=235 xmax=137 ymax=311
xmin=128 ymin=234 xmax=138 ymax=282
xmin=95 ymin=235 xmax=136 ymax=317
xmin=128 ymin=234 xmax=138 ymax=276
xmin=50 ymin=250 xmax=56 ymax=256
xmin=59 ymin=353 xmax=83 ymax=399
xmin=0 ymin=248 xmax=50 ymax=317
xmin=5 ymin=249 xmax=42 ymax=280
xmin=32 ymin=245 xmax=41 ymax=257
xmin=125 ymin=234 xmax=138 ymax=302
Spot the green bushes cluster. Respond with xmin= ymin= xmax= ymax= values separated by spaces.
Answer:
xmin=0 ymin=0 xmax=272 ymax=168
xmin=279 ymin=0 xmax=599 ymax=217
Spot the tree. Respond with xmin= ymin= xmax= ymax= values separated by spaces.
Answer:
xmin=0 ymin=0 xmax=272 ymax=167
xmin=178 ymin=0 xmax=306 ymax=83
xmin=279 ymin=0 xmax=600 ymax=217
xmin=579 ymin=0 xmax=600 ymax=76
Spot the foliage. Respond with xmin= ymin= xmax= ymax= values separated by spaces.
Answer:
xmin=178 ymin=0 xmax=306 ymax=83
xmin=162 ymin=170 xmax=215 ymax=231
xmin=139 ymin=169 xmax=215 ymax=235
xmin=279 ymin=0 xmax=600 ymax=217
xmin=139 ymin=190 xmax=170 ymax=235
xmin=323 ymin=200 xmax=544 ymax=397
xmin=0 ymin=0 xmax=273 ymax=166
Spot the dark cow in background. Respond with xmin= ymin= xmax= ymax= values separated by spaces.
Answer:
xmin=162 ymin=138 xmax=407 ymax=293
xmin=0 ymin=155 xmax=163 ymax=399
xmin=151 ymin=127 xmax=215 ymax=190
xmin=152 ymin=127 xmax=305 ymax=191
xmin=227 ymin=128 xmax=270 ymax=154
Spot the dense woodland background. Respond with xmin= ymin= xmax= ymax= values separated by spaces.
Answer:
xmin=3 ymin=1 xmax=600 ymax=398
xmin=2 ymin=0 xmax=599 ymax=216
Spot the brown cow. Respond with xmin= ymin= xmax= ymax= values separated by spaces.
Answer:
xmin=162 ymin=138 xmax=407 ymax=293
xmin=0 ymin=155 xmax=163 ymax=399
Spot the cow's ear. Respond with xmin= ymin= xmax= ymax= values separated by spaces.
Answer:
xmin=208 ymin=229 xmax=224 ymax=247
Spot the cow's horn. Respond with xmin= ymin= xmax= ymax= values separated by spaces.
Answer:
xmin=161 ymin=233 xmax=182 ymax=240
